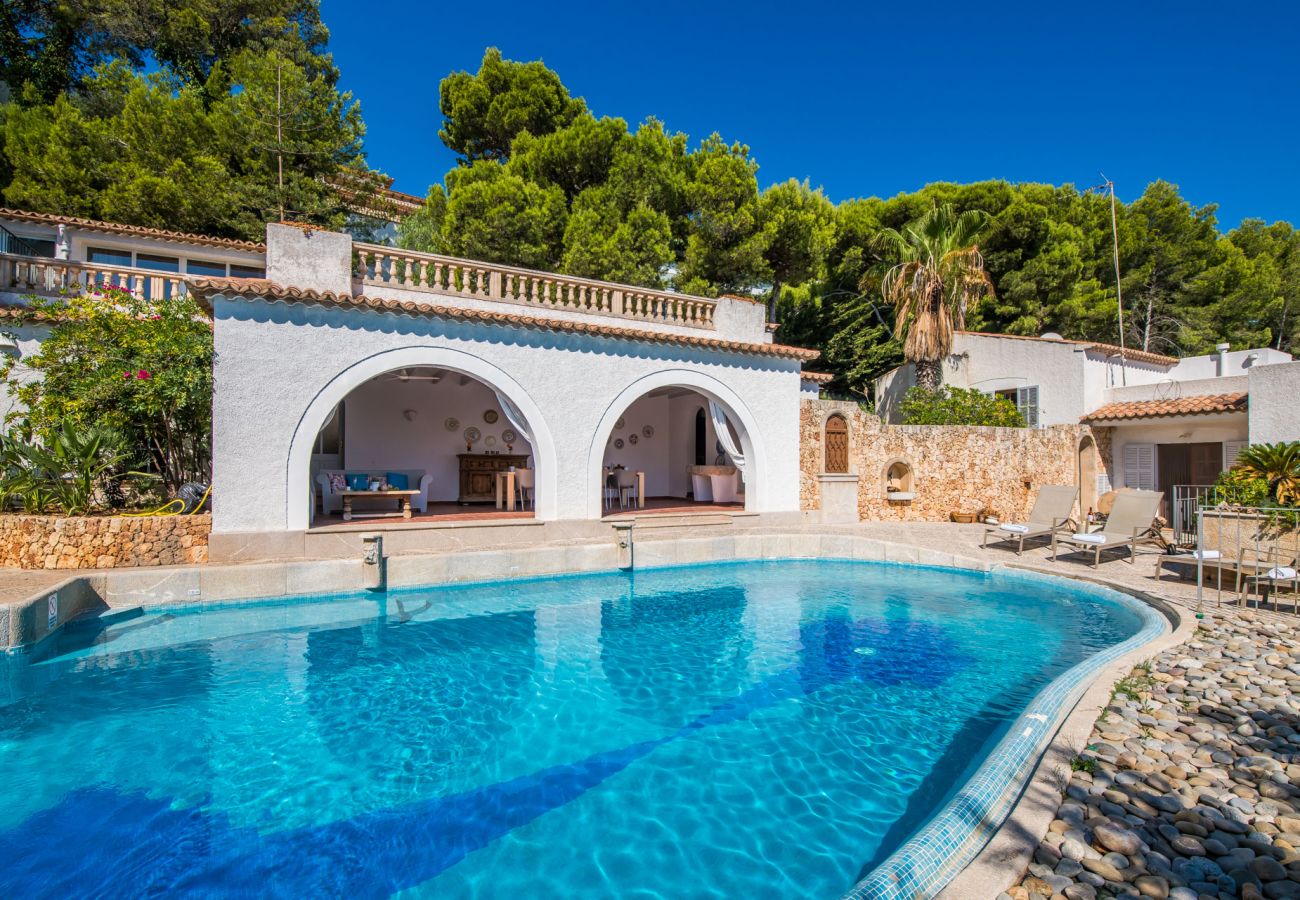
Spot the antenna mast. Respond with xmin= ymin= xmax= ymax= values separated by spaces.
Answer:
xmin=1099 ymin=174 xmax=1126 ymax=385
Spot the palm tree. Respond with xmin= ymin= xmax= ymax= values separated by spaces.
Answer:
xmin=1234 ymin=441 xmax=1300 ymax=506
xmin=870 ymin=204 xmax=994 ymax=391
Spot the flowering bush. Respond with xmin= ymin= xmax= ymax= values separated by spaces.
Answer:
xmin=1 ymin=287 xmax=212 ymax=494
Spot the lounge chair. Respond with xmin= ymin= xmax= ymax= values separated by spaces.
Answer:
xmin=1050 ymin=489 xmax=1165 ymax=568
xmin=982 ymin=485 xmax=1078 ymax=555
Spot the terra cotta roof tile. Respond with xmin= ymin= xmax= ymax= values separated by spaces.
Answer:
xmin=1082 ymin=392 xmax=1248 ymax=422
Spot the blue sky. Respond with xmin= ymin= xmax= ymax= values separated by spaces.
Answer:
xmin=321 ymin=0 xmax=1297 ymax=229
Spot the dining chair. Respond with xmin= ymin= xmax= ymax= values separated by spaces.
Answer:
xmin=616 ymin=469 xmax=639 ymax=509
xmin=515 ymin=468 xmax=535 ymax=510
xmin=603 ymin=468 xmax=619 ymax=509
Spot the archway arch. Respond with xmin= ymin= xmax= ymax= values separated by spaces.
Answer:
xmin=286 ymin=347 xmax=557 ymax=531
xmin=586 ymin=369 xmax=766 ymax=518
xmin=1078 ymin=435 xmax=1097 ymax=519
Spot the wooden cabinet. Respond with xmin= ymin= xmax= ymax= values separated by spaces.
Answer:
xmin=457 ymin=454 xmax=529 ymax=503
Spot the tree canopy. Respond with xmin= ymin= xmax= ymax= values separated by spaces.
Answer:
xmin=397 ymin=49 xmax=1300 ymax=400
xmin=0 ymin=0 xmax=363 ymax=240
xmin=3 ymin=31 xmax=1297 ymax=401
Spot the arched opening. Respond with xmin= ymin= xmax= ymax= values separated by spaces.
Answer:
xmin=883 ymin=458 xmax=915 ymax=502
xmin=1078 ymin=436 xmax=1097 ymax=519
xmin=289 ymin=350 xmax=553 ymax=531
xmin=589 ymin=373 xmax=762 ymax=518
xmin=824 ymin=414 xmax=849 ymax=473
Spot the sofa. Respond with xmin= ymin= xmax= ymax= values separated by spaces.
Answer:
xmin=315 ymin=469 xmax=433 ymax=515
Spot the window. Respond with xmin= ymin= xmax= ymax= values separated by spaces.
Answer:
xmin=824 ymin=414 xmax=849 ymax=473
xmin=135 ymin=253 xmax=181 ymax=300
xmin=694 ymin=408 xmax=707 ymax=466
xmin=230 ymin=264 xmax=266 ymax=279
xmin=87 ymin=246 xmax=132 ymax=267
xmin=995 ymin=386 xmax=1040 ymax=427
xmin=187 ymin=259 xmax=228 ymax=278
xmin=1223 ymin=440 xmax=1247 ymax=470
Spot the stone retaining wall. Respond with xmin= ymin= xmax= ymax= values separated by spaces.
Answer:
xmin=801 ymin=399 xmax=1112 ymax=523
xmin=0 ymin=514 xmax=210 ymax=569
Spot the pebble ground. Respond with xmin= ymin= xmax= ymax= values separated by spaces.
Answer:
xmin=1002 ymin=610 xmax=1300 ymax=900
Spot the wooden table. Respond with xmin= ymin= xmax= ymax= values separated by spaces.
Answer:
xmin=340 ymin=489 xmax=420 ymax=521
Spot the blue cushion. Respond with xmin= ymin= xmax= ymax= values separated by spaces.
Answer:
xmin=385 ymin=471 xmax=409 ymax=490
xmin=345 ymin=473 xmax=368 ymax=491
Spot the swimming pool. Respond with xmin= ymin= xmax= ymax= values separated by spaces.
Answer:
xmin=0 ymin=559 xmax=1160 ymax=898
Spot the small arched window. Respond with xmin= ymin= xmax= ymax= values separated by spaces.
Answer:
xmin=824 ymin=414 xmax=849 ymax=473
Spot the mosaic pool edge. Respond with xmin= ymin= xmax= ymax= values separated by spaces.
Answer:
xmin=842 ymin=568 xmax=1170 ymax=900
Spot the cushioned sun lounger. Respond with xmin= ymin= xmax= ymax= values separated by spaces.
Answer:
xmin=1050 ymin=489 xmax=1164 ymax=568
xmin=981 ymin=485 xmax=1078 ymax=555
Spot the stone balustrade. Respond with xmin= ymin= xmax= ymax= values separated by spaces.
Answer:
xmin=353 ymin=243 xmax=717 ymax=330
xmin=0 ymin=252 xmax=188 ymax=300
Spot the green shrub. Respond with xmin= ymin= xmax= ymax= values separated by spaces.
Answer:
xmin=0 ymin=423 xmax=149 ymax=516
xmin=899 ymin=386 xmax=1026 ymax=427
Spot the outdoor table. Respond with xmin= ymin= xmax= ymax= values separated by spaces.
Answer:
xmin=340 ymin=489 xmax=420 ymax=521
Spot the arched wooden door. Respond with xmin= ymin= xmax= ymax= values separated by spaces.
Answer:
xmin=825 ymin=414 xmax=849 ymax=473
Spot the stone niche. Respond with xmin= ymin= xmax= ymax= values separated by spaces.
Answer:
xmin=883 ymin=458 xmax=915 ymax=502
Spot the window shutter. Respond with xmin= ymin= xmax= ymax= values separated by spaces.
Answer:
xmin=1223 ymin=440 xmax=1247 ymax=471
xmin=1016 ymin=386 xmax=1040 ymax=427
xmin=1096 ymin=472 xmax=1113 ymax=497
xmin=1123 ymin=443 xmax=1156 ymax=491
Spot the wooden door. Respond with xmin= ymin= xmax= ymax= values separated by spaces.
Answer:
xmin=1157 ymin=442 xmax=1222 ymax=520
xmin=824 ymin=415 xmax=849 ymax=473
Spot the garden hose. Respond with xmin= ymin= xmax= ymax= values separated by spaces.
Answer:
xmin=118 ymin=483 xmax=212 ymax=517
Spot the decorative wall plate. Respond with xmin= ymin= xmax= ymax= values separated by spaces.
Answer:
xmin=642 ymin=425 xmax=654 ymax=438
xmin=615 ymin=417 xmax=625 ymax=430
xmin=464 ymin=427 xmax=481 ymax=444
xmin=614 ymin=438 xmax=624 ymax=449
xmin=483 ymin=409 xmax=499 ymax=424
xmin=628 ymin=433 xmax=639 ymax=445
xmin=485 ymin=435 xmax=497 ymax=447
xmin=444 ymin=417 xmax=459 ymax=432
xmin=501 ymin=428 xmax=517 ymax=444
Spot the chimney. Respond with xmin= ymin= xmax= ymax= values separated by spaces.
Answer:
xmin=1215 ymin=343 xmax=1230 ymax=377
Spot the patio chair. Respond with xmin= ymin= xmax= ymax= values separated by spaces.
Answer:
xmin=603 ymin=468 xmax=620 ymax=509
xmin=1050 ymin=489 xmax=1165 ymax=568
xmin=981 ymin=485 xmax=1078 ymax=555
xmin=1239 ymin=545 xmax=1299 ymax=613
xmin=515 ymin=468 xmax=535 ymax=510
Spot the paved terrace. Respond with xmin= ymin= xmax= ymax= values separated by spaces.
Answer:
xmin=0 ymin=520 xmax=1295 ymax=899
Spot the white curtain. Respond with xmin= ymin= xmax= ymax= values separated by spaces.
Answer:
xmin=708 ymin=400 xmax=745 ymax=474
xmin=493 ymin=390 xmax=533 ymax=446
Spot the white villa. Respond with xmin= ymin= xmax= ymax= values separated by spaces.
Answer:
xmin=875 ymin=331 xmax=1300 ymax=515
xmin=0 ymin=212 xmax=830 ymax=559
xmin=4 ymin=206 xmax=1299 ymax=561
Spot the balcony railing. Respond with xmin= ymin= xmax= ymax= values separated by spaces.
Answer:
xmin=353 ymin=244 xmax=716 ymax=330
xmin=0 ymin=225 xmax=41 ymax=258
xmin=0 ymin=253 xmax=188 ymax=300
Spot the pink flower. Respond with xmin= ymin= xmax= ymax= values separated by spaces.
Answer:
xmin=123 ymin=370 xmax=133 ymax=380
xmin=137 ymin=370 xmax=150 ymax=379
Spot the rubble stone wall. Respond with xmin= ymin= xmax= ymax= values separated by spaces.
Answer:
xmin=800 ymin=399 xmax=1112 ymax=523
xmin=0 ymin=514 xmax=210 ymax=569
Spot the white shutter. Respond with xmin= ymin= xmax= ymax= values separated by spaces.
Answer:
xmin=1123 ymin=443 xmax=1156 ymax=491
xmin=1223 ymin=440 xmax=1247 ymax=471
xmin=1016 ymin=386 xmax=1040 ymax=427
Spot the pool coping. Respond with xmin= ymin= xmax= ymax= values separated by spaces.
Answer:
xmin=1 ymin=529 xmax=1187 ymax=899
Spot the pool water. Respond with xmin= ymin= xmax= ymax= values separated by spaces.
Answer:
xmin=0 ymin=560 xmax=1147 ymax=898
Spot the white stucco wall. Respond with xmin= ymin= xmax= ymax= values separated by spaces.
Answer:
xmin=210 ymin=296 xmax=802 ymax=533
xmin=1101 ymin=374 xmax=1249 ymax=405
xmin=0 ymin=321 xmax=52 ymax=427
xmin=1249 ymin=360 xmax=1300 ymax=444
